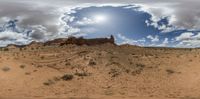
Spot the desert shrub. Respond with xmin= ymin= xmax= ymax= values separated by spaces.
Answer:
xmin=125 ymin=69 xmax=131 ymax=73
xmin=131 ymin=63 xmax=145 ymax=76
xmin=3 ymin=48 xmax=9 ymax=51
xmin=2 ymin=67 xmax=10 ymax=72
xmin=31 ymin=48 xmax=34 ymax=50
xmin=88 ymin=60 xmax=96 ymax=66
xmin=65 ymin=62 xmax=71 ymax=66
xmin=33 ymin=70 xmax=37 ymax=72
xmin=166 ymin=69 xmax=175 ymax=74
xmin=136 ymin=63 xmax=145 ymax=68
xmin=43 ymin=79 xmax=55 ymax=86
xmin=61 ymin=74 xmax=73 ymax=81
xmin=20 ymin=65 xmax=26 ymax=69
xmin=132 ymin=70 xmax=143 ymax=76
xmin=25 ymin=72 xmax=31 ymax=75
xmin=40 ymin=56 xmax=44 ymax=59
xmin=75 ymin=72 xmax=90 ymax=77
xmin=109 ymin=68 xmax=120 ymax=77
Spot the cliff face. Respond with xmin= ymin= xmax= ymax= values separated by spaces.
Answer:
xmin=45 ymin=35 xmax=115 ymax=46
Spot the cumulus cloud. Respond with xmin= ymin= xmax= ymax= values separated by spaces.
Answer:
xmin=116 ymin=33 xmax=146 ymax=46
xmin=0 ymin=31 xmax=24 ymax=40
xmin=163 ymin=38 xmax=169 ymax=44
xmin=147 ymin=35 xmax=159 ymax=42
xmin=157 ymin=38 xmax=169 ymax=47
xmin=117 ymin=33 xmax=137 ymax=45
xmin=175 ymin=32 xmax=200 ymax=47
xmin=175 ymin=32 xmax=194 ymax=41
xmin=0 ymin=31 xmax=31 ymax=46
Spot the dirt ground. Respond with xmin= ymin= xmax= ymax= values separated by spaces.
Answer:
xmin=0 ymin=43 xmax=200 ymax=99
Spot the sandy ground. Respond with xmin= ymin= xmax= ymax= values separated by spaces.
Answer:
xmin=0 ymin=44 xmax=200 ymax=99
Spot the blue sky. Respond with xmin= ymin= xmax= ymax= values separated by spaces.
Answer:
xmin=0 ymin=0 xmax=200 ymax=47
xmin=61 ymin=5 xmax=200 ymax=47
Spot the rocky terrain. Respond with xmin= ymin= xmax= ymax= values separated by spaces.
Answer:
xmin=0 ymin=36 xmax=200 ymax=99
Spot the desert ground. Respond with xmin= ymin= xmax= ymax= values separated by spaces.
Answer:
xmin=0 ymin=39 xmax=200 ymax=99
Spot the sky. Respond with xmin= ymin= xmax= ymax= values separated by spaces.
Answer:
xmin=0 ymin=0 xmax=200 ymax=47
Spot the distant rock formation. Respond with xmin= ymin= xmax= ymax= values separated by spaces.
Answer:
xmin=43 ymin=38 xmax=67 ymax=46
xmin=44 ymin=35 xmax=115 ymax=46
xmin=26 ymin=41 xmax=44 ymax=48
xmin=3 ymin=35 xmax=116 ymax=49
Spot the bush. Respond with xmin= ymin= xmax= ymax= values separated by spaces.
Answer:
xmin=131 ymin=63 xmax=146 ymax=76
xmin=136 ymin=63 xmax=145 ymax=68
xmin=3 ymin=48 xmax=9 ymax=51
xmin=89 ymin=60 xmax=96 ymax=66
xmin=25 ymin=72 xmax=31 ymax=75
xmin=109 ymin=68 xmax=120 ymax=77
xmin=61 ymin=74 xmax=73 ymax=81
xmin=43 ymin=79 xmax=55 ymax=86
xmin=75 ymin=72 xmax=90 ymax=77
xmin=65 ymin=62 xmax=71 ymax=66
xmin=2 ymin=67 xmax=10 ymax=72
xmin=166 ymin=69 xmax=175 ymax=74
xmin=40 ymin=56 xmax=45 ymax=59
xmin=20 ymin=65 xmax=26 ymax=69
xmin=31 ymin=48 xmax=34 ymax=50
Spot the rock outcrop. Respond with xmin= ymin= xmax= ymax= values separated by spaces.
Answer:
xmin=3 ymin=35 xmax=115 ymax=49
xmin=44 ymin=35 xmax=115 ymax=46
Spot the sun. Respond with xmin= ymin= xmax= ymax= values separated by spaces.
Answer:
xmin=94 ymin=15 xmax=107 ymax=23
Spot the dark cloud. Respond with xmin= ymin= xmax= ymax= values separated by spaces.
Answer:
xmin=0 ymin=1 xmax=61 ymax=39
xmin=30 ymin=32 xmax=45 ymax=40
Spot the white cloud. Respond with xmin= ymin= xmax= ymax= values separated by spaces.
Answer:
xmin=137 ymin=38 xmax=146 ymax=42
xmin=76 ymin=17 xmax=96 ymax=26
xmin=174 ymin=32 xmax=200 ymax=48
xmin=163 ymin=38 xmax=169 ymax=44
xmin=0 ymin=31 xmax=24 ymax=40
xmin=138 ymin=3 xmax=178 ymax=32
xmin=67 ymin=28 xmax=80 ymax=34
xmin=0 ymin=31 xmax=31 ymax=46
xmin=147 ymin=35 xmax=159 ymax=42
xmin=117 ymin=33 xmax=137 ymax=45
xmin=175 ymin=32 xmax=194 ymax=41
xmin=158 ymin=38 xmax=169 ymax=46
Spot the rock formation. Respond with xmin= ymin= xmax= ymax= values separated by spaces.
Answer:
xmin=44 ymin=35 xmax=115 ymax=46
